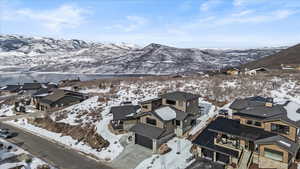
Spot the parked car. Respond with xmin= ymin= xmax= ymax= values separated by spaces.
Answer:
xmin=0 ymin=130 xmax=13 ymax=138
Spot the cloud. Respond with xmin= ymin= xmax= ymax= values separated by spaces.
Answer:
xmin=200 ymin=0 xmax=222 ymax=12
xmin=1 ymin=3 xmax=89 ymax=32
xmin=105 ymin=16 xmax=148 ymax=32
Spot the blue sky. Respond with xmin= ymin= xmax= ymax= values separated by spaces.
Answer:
xmin=1 ymin=0 xmax=300 ymax=48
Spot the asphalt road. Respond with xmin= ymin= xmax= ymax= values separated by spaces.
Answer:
xmin=0 ymin=122 xmax=113 ymax=169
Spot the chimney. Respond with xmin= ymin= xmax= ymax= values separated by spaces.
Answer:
xmin=265 ymin=97 xmax=273 ymax=107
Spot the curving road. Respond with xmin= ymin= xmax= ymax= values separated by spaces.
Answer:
xmin=0 ymin=122 xmax=113 ymax=169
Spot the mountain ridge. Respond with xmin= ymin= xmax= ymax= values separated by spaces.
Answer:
xmin=0 ymin=34 xmax=285 ymax=74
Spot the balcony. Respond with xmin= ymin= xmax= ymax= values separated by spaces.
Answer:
xmin=214 ymin=134 xmax=241 ymax=151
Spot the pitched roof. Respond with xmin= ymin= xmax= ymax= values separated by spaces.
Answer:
xmin=150 ymin=106 xmax=188 ymax=122
xmin=1 ymin=85 xmax=21 ymax=92
xmin=255 ymin=135 xmax=300 ymax=156
xmin=110 ymin=105 xmax=140 ymax=121
xmin=40 ymin=89 xmax=84 ymax=105
xmin=32 ymin=88 xmax=52 ymax=97
xmin=207 ymin=117 xmax=276 ymax=141
xmin=139 ymin=97 xmax=161 ymax=104
xmin=160 ymin=91 xmax=199 ymax=101
xmin=239 ymin=105 xmax=286 ymax=118
xmin=130 ymin=123 xmax=170 ymax=139
xmin=229 ymin=96 xmax=269 ymax=110
xmin=22 ymin=83 xmax=42 ymax=90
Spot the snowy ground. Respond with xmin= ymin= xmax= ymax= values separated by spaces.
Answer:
xmin=0 ymin=138 xmax=55 ymax=169
xmin=0 ymin=105 xmax=15 ymax=117
xmin=134 ymin=138 xmax=194 ymax=169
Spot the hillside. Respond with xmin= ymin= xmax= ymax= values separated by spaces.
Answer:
xmin=0 ymin=34 xmax=284 ymax=74
xmin=242 ymin=43 xmax=300 ymax=69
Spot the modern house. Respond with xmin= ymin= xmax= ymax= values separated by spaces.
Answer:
xmin=192 ymin=96 xmax=300 ymax=169
xmin=115 ymin=91 xmax=201 ymax=153
xmin=0 ymin=85 xmax=22 ymax=94
xmin=110 ymin=105 xmax=141 ymax=131
xmin=35 ymin=89 xmax=87 ymax=112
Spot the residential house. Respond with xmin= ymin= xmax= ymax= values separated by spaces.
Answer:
xmin=0 ymin=85 xmax=22 ymax=94
xmin=192 ymin=96 xmax=300 ymax=169
xmin=110 ymin=105 xmax=141 ymax=131
xmin=226 ymin=68 xmax=241 ymax=76
xmin=244 ymin=67 xmax=269 ymax=76
xmin=36 ymin=89 xmax=87 ymax=112
xmin=129 ymin=91 xmax=200 ymax=153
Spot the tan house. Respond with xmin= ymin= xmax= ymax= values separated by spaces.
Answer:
xmin=129 ymin=91 xmax=200 ymax=153
xmin=192 ymin=96 xmax=300 ymax=169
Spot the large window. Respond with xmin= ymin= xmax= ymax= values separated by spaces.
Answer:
xmin=146 ymin=118 xmax=157 ymax=126
xmin=264 ymin=148 xmax=283 ymax=161
xmin=142 ymin=105 xmax=149 ymax=109
xmin=246 ymin=120 xmax=262 ymax=127
xmin=271 ymin=123 xmax=289 ymax=135
xmin=166 ymin=100 xmax=176 ymax=105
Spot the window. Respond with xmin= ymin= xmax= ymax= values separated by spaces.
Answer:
xmin=271 ymin=123 xmax=289 ymax=135
xmin=246 ymin=120 xmax=262 ymax=127
xmin=264 ymin=148 xmax=283 ymax=161
xmin=176 ymin=120 xmax=181 ymax=126
xmin=246 ymin=120 xmax=253 ymax=125
xmin=254 ymin=121 xmax=262 ymax=127
xmin=142 ymin=105 xmax=148 ymax=109
xmin=146 ymin=118 xmax=157 ymax=126
xmin=166 ymin=100 xmax=176 ymax=105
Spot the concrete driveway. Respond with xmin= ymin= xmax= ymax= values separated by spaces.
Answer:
xmin=111 ymin=144 xmax=152 ymax=169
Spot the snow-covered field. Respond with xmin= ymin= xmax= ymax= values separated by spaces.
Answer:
xmin=0 ymin=138 xmax=55 ymax=169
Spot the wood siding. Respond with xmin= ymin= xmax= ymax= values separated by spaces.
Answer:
xmin=264 ymin=120 xmax=297 ymax=141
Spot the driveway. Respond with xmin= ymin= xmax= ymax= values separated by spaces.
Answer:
xmin=186 ymin=158 xmax=225 ymax=169
xmin=111 ymin=144 xmax=152 ymax=169
xmin=0 ymin=122 xmax=113 ymax=169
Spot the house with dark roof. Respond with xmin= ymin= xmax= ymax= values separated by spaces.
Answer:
xmin=126 ymin=91 xmax=200 ymax=153
xmin=192 ymin=96 xmax=300 ymax=169
xmin=110 ymin=105 xmax=140 ymax=131
xmin=36 ymin=89 xmax=87 ymax=112
xmin=0 ymin=85 xmax=22 ymax=94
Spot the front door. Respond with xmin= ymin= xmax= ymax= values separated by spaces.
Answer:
xmin=245 ymin=141 xmax=255 ymax=151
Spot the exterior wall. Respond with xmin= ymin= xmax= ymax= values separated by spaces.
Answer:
xmin=162 ymin=98 xmax=186 ymax=112
xmin=264 ymin=120 xmax=297 ymax=141
xmin=186 ymin=98 xmax=200 ymax=115
xmin=259 ymin=144 xmax=289 ymax=163
xmin=140 ymin=114 xmax=165 ymax=129
xmin=258 ymin=156 xmax=289 ymax=169
xmin=141 ymin=103 xmax=152 ymax=112
xmin=123 ymin=119 xmax=138 ymax=131
xmin=232 ymin=115 xmax=264 ymax=129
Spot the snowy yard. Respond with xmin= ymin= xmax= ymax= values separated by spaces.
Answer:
xmin=0 ymin=138 xmax=55 ymax=169
xmin=134 ymin=138 xmax=194 ymax=169
xmin=0 ymin=105 xmax=15 ymax=117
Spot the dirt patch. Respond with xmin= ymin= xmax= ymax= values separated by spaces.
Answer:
xmin=29 ymin=117 xmax=109 ymax=150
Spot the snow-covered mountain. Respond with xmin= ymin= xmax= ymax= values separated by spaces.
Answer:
xmin=0 ymin=34 xmax=284 ymax=74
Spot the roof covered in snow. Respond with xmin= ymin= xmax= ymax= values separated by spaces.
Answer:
xmin=151 ymin=106 xmax=188 ymax=122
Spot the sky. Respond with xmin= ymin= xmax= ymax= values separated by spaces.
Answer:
xmin=0 ymin=0 xmax=300 ymax=48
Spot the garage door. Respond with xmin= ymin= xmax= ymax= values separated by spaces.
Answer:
xmin=202 ymin=148 xmax=214 ymax=160
xmin=216 ymin=153 xmax=229 ymax=164
xmin=135 ymin=134 xmax=153 ymax=149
